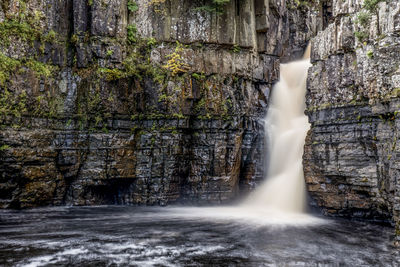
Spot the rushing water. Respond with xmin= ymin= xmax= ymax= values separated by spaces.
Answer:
xmin=243 ymin=56 xmax=311 ymax=213
xmin=0 ymin=206 xmax=399 ymax=266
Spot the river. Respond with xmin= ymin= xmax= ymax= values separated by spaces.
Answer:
xmin=0 ymin=206 xmax=399 ymax=266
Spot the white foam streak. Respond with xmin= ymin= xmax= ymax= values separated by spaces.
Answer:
xmin=163 ymin=207 xmax=324 ymax=227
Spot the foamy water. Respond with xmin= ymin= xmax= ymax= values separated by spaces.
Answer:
xmin=243 ymin=57 xmax=311 ymax=213
xmin=162 ymin=206 xmax=325 ymax=227
xmin=1 ymin=206 xmax=398 ymax=266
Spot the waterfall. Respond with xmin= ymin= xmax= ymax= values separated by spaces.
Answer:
xmin=242 ymin=48 xmax=311 ymax=213
xmin=159 ymin=47 xmax=321 ymax=226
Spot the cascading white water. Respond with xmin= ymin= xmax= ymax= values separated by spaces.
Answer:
xmin=242 ymin=49 xmax=311 ymax=213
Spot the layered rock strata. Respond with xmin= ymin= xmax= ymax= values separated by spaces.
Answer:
xmin=304 ymin=0 xmax=400 ymax=241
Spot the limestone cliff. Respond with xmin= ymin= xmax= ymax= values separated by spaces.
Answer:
xmin=304 ymin=0 xmax=400 ymax=242
xmin=0 ymin=0 xmax=316 ymax=208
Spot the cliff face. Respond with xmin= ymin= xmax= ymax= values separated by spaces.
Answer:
xmin=304 ymin=0 xmax=400 ymax=240
xmin=0 ymin=0 xmax=316 ymax=208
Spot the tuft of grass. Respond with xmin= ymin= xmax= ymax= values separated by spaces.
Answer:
xmin=127 ymin=24 xmax=138 ymax=44
xmin=192 ymin=72 xmax=206 ymax=80
xmin=0 ymin=144 xmax=10 ymax=151
xmin=146 ymin=37 xmax=157 ymax=48
xmin=231 ymin=44 xmax=241 ymax=53
xmin=106 ymin=50 xmax=114 ymax=57
xmin=356 ymin=11 xmax=371 ymax=27
xmin=127 ymin=0 xmax=139 ymax=12
xmin=355 ymin=31 xmax=369 ymax=42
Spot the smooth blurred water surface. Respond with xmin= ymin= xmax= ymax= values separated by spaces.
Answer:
xmin=0 ymin=206 xmax=399 ymax=266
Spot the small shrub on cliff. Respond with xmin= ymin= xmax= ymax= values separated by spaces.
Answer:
xmin=106 ymin=50 xmax=114 ymax=57
xmin=146 ymin=37 xmax=157 ymax=48
xmin=355 ymin=31 xmax=369 ymax=43
xmin=192 ymin=73 xmax=206 ymax=80
xmin=362 ymin=0 xmax=386 ymax=35
xmin=231 ymin=44 xmax=241 ymax=53
xmin=70 ymin=34 xmax=79 ymax=44
xmin=163 ymin=42 xmax=190 ymax=76
xmin=127 ymin=0 xmax=139 ymax=12
xmin=0 ymin=144 xmax=10 ymax=151
xmin=127 ymin=25 xmax=138 ymax=44
xmin=356 ymin=12 xmax=371 ymax=28
xmin=363 ymin=0 xmax=385 ymax=13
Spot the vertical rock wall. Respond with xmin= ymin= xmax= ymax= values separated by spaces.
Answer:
xmin=304 ymin=0 xmax=400 ymax=241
